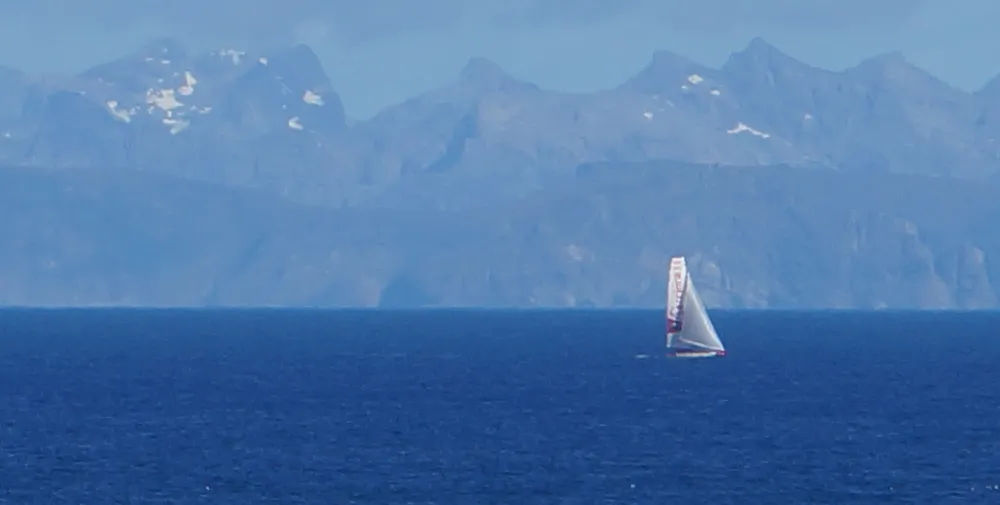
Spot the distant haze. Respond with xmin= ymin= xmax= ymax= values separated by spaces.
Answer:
xmin=2 ymin=0 xmax=1000 ymax=118
xmin=2 ymin=5 xmax=1000 ymax=309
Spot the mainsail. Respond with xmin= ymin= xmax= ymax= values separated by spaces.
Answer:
xmin=665 ymin=257 xmax=726 ymax=355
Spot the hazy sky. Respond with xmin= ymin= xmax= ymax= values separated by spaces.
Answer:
xmin=1 ymin=0 xmax=997 ymax=118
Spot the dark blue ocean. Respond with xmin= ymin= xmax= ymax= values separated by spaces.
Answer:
xmin=1 ymin=309 xmax=998 ymax=504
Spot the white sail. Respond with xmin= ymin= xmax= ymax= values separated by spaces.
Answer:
xmin=665 ymin=257 xmax=725 ymax=355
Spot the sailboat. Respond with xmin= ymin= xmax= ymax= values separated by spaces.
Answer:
xmin=665 ymin=256 xmax=726 ymax=358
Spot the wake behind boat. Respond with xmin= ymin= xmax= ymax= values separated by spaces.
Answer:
xmin=664 ymin=256 xmax=726 ymax=358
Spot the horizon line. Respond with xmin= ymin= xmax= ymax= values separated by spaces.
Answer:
xmin=1 ymin=306 xmax=996 ymax=313
xmin=5 ymin=35 xmax=994 ymax=123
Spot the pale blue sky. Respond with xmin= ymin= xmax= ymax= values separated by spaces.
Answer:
xmin=1 ymin=0 xmax=997 ymax=118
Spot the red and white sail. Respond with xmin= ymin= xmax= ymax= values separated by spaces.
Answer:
xmin=665 ymin=257 xmax=726 ymax=356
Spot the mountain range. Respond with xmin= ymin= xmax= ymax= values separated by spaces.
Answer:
xmin=2 ymin=37 xmax=1000 ymax=308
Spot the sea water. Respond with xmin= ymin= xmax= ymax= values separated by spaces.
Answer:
xmin=1 ymin=308 xmax=997 ymax=504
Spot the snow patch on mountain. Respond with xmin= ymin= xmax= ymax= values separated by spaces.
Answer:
xmin=178 ymin=71 xmax=197 ymax=96
xmin=163 ymin=117 xmax=189 ymax=134
xmin=105 ymin=100 xmax=134 ymax=122
xmin=146 ymin=88 xmax=183 ymax=112
xmin=303 ymin=90 xmax=323 ymax=106
xmin=727 ymin=122 xmax=770 ymax=139
xmin=216 ymin=49 xmax=246 ymax=65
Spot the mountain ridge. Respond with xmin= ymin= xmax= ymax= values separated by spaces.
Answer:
xmin=3 ymin=38 xmax=1000 ymax=308
xmin=1 ymin=37 xmax=999 ymax=210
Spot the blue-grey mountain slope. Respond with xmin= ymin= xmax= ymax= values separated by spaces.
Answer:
xmin=2 ymin=164 xmax=998 ymax=308
xmin=3 ymin=38 xmax=1000 ymax=308
xmin=1 ymin=37 xmax=999 ymax=210
xmin=1 ymin=40 xmax=355 ymax=206
xmin=0 ymin=167 xmax=458 ymax=306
